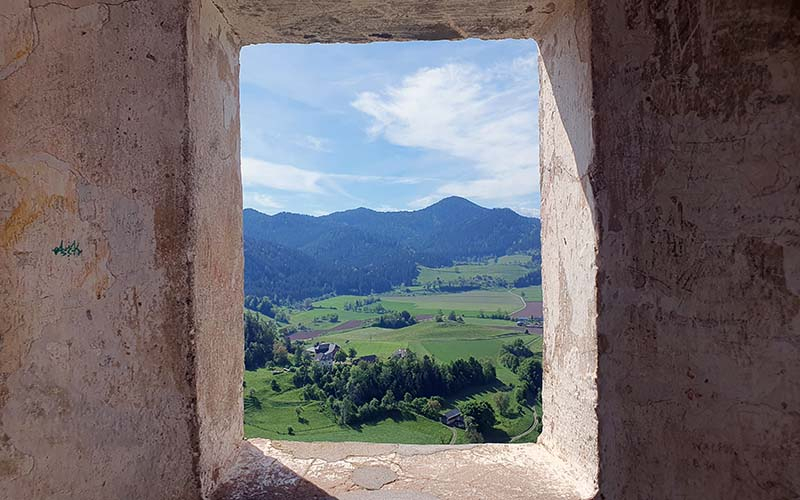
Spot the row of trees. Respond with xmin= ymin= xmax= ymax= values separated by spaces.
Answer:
xmin=477 ymin=309 xmax=512 ymax=320
xmin=434 ymin=310 xmax=464 ymax=323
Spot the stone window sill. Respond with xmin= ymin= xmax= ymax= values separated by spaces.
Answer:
xmin=212 ymin=438 xmax=585 ymax=499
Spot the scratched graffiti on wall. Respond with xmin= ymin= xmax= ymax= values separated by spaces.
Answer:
xmin=52 ymin=240 xmax=82 ymax=257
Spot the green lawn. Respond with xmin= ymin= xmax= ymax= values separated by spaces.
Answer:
xmin=416 ymin=254 xmax=535 ymax=285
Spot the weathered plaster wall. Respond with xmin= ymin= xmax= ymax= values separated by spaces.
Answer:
xmin=216 ymin=0 xmax=558 ymax=44
xmin=0 ymin=0 xmax=208 ymax=498
xmin=186 ymin=0 xmax=245 ymax=496
xmin=590 ymin=1 xmax=800 ymax=498
xmin=537 ymin=1 xmax=599 ymax=496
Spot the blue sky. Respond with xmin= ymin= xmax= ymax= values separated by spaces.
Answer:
xmin=240 ymin=39 xmax=540 ymax=217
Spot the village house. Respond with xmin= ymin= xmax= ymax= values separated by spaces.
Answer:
xmin=392 ymin=348 xmax=409 ymax=359
xmin=305 ymin=342 xmax=340 ymax=364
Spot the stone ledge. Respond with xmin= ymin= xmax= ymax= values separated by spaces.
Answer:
xmin=211 ymin=439 xmax=585 ymax=500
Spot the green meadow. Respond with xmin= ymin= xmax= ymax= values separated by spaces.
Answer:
xmin=244 ymin=317 xmax=542 ymax=445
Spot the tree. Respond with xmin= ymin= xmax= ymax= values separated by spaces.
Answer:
xmin=270 ymin=379 xmax=281 ymax=392
xmin=347 ymin=347 xmax=357 ymax=358
xmin=243 ymin=311 xmax=276 ymax=371
xmin=518 ymin=358 xmax=543 ymax=401
xmin=493 ymin=392 xmax=512 ymax=417
xmin=447 ymin=310 xmax=457 ymax=321
xmin=272 ymin=342 xmax=289 ymax=366
xmin=460 ymin=401 xmax=496 ymax=431
xmin=334 ymin=350 xmax=347 ymax=363
xmin=464 ymin=416 xmax=484 ymax=443
xmin=287 ymin=426 xmax=294 ymax=435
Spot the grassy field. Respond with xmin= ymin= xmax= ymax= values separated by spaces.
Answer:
xmin=511 ymin=285 xmax=543 ymax=302
xmin=416 ymin=254 xmax=534 ymax=285
xmin=244 ymin=318 xmax=542 ymax=445
xmin=382 ymin=290 xmax=525 ymax=317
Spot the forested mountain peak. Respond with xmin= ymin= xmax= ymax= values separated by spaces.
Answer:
xmin=244 ymin=197 xmax=540 ymax=302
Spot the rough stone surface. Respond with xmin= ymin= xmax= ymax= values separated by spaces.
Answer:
xmin=536 ymin=1 xmax=598 ymax=496
xmin=210 ymin=439 xmax=584 ymax=499
xmin=1 ymin=0 xmax=243 ymax=498
xmin=187 ymin=0 xmax=245 ymax=495
xmin=589 ymin=2 xmax=800 ymax=499
xmin=351 ymin=466 xmax=398 ymax=490
xmin=1 ymin=1 xmax=202 ymax=499
xmin=214 ymin=0 xmax=562 ymax=45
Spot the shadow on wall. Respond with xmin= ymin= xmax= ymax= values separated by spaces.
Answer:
xmin=211 ymin=442 xmax=335 ymax=500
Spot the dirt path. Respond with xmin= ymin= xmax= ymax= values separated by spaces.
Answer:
xmin=448 ymin=427 xmax=457 ymax=445
xmin=507 ymin=290 xmax=526 ymax=314
xmin=509 ymin=406 xmax=539 ymax=443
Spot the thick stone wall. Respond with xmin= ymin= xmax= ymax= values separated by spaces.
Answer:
xmin=537 ymin=0 xmax=599 ymax=496
xmin=590 ymin=1 xmax=800 ymax=498
xmin=186 ymin=0 xmax=245 ymax=495
xmin=0 ymin=0 xmax=243 ymax=498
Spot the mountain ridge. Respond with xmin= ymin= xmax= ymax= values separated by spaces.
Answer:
xmin=244 ymin=196 xmax=541 ymax=302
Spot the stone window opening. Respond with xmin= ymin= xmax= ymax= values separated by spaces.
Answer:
xmin=205 ymin=2 xmax=598 ymax=498
xmin=9 ymin=1 xmax=791 ymax=499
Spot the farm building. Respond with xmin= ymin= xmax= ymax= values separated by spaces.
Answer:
xmin=305 ymin=343 xmax=340 ymax=364
xmin=440 ymin=409 xmax=465 ymax=428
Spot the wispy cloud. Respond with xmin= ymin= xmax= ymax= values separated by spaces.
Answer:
xmin=242 ymin=157 xmax=327 ymax=193
xmin=243 ymin=191 xmax=284 ymax=211
xmin=352 ymin=57 xmax=539 ymax=206
xmin=241 ymin=157 xmax=433 ymax=195
xmin=297 ymin=135 xmax=332 ymax=152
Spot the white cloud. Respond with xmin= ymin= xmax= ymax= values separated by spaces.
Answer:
xmin=241 ymin=157 xmax=326 ymax=193
xmin=243 ymin=191 xmax=284 ymax=212
xmin=352 ymin=57 xmax=539 ymax=205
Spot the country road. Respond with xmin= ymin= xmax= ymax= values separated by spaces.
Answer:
xmin=510 ymin=406 xmax=539 ymax=443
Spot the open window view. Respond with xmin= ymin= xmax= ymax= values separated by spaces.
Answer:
xmin=240 ymin=40 xmax=542 ymax=445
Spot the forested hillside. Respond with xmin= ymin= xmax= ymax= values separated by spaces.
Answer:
xmin=244 ymin=197 xmax=540 ymax=302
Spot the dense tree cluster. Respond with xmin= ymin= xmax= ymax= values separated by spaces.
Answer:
xmin=498 ymin=339 xmax=543 ymax=403
xmin=343 ymin=296 xmax=385 ymax=313
xmin=421 ymin=275 xmax=511 ymax=292
xmin=244 ymin=311 xmax=295 ymax=371
xmin=514 ymin=270 xmax=542 ymax=287
xmin=244 ymin=295 xmax=275 ymax=317
xmin=294 ymin=352 xmax=496 ymax=425
xmin=373 ymin=310 xmax=416 ymax=329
